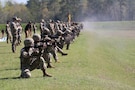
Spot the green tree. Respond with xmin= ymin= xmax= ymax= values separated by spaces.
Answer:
xmin=3 ymin=1 xmax=31 ymax=22
xmin=47 ymin=0 xmax=61 ymax=20
xmin=26 ymin=0 xmax=42 ymax=21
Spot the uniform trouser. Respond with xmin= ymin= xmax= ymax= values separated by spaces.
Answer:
xmin=29 ymin=57 xmax=46 ymax=71
xmin=17 ymin=34 xmax=21 ymax=44
xmin=29 ymin=29 xmax=32 ymax=37
xmin=33 ymin=29 xmax=36 ymax=34
xmin=66 ymin=42 xmax=70 ymax=50
xmin=43 ymin=52 xmax=51 ymax=63
xmin=6 ymin=34 xmax=12 ymax=43
xmin=50 ymin=47 xmax=58 ymax=61
xmin=12 ymin=35 xmax=17 ymax=53
xmin=56 ymin=46 xmax=65 ymax=54
xmin=25 ymin=29 xmax=32 ymax=38
xmin=42 ymin=51 xmax=54 ymax=67
xmin=25 ymin=30 xmax=29 ymax=38
xmin=21 ymin=57 xmax=47 ymax=78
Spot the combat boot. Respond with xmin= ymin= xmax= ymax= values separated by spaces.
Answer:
xmin=62 ymin=53 xmax=68 ymax=56
xmin=43 ymin=73 xmax=52 ymax=77
xmin=42 ymin=69 xmax=52 ymax=77
xmin=47 ymin=63 xmax=55 ymax=68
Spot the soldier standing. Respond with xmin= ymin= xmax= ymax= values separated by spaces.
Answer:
xmin=17 ymin=18 xmax=23 ymax=45
xmin=20 ymin=38 xmax=52 ymax=78
xmin=1 ymin=29 xmax=4 ymax=38
xmin=25 ymin=21 xmax=32 ymax=38
xmin=46 ymin=19 xmax=55 ymax=35
xmin=40 ymin=19 xmax=45 ymax=36
xmin=10 ymin=17 xmax=18 ymax=53
xmin=33 ymin=22 xmax=37 ymax=34
xmin=5 ymin=21 xmax=12 ymax=43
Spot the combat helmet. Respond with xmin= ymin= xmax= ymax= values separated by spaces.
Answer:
xmin=32 ymin=34 xmax=41 ymax=42
xmin=24 ymin=38 xmax=34 ymax=47
xmin=12 ymin=16 xmax=18 ymax=21
xmin=41 ymin=19 xmax=45 ymax=22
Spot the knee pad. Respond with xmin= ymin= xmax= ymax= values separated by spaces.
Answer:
xmin=21 ymin=69 xmax=31 ymax=78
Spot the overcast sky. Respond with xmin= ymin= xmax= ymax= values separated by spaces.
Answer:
xmin=13 ymin=0 xmax=28 ymax=4
xmin=0 ymin=0 xmax=28 ymax=4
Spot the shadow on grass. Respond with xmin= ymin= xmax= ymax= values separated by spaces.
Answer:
xmin=0 ymin=68 xmax=19 ymax=71
xmin=0 ymin=76 xmax=21 ymax=80
xmin=0 ymin=76 xmax=45 ymax=80
xmin=0 ymin=68 xmax=21 ymax=80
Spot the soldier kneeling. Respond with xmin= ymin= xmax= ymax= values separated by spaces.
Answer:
xmin=20 ymin=38 xmax=52 ymax=78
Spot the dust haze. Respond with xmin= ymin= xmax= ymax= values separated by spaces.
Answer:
xmin=81 ymin=18 xmax=135 ymax=39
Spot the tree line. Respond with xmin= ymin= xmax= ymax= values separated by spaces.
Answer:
xmin=0 ymin=0 xmax=135 ymax=23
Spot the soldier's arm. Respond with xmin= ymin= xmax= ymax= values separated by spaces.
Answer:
xmin=13 ymin=22 xmax=18 ymax=30
xmin=21 ymin=51 xmax=31 ymax=58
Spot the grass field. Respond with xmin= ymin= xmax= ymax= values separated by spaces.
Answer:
xmin=0 ymin=21 xmax=135 ymax=90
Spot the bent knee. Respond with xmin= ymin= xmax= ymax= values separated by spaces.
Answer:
xmin=21 ymin=69 xmax=31 ymax=78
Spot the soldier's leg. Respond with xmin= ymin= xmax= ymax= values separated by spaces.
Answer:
xmin=39 ymin=57 xmax=52 ymax=77
xmin=20 ymin=69 xmax=31 ymax=78
xmin=29 ymin=29 xmax=32 ymax=37
xmin=43 ymin=52 xmax=54 ymax=68
xmin=9 ymin=34 xmax=12 ymax=43
xmin=12 ymin=36 xmax=17 ymax=53
xmin=25 ymin=30 xmax=28 ymax=38
xmin=50 ymin=47 xmax=59 ymax=62
xmin=6 ymin=34 xmax=9 ymax=43
xmin=33 ymin=29 xmax=36 ymax=34
xmin=66 ymin=43 xmax=70 ymax=50
xmin=28 ymin=57 xmax=51 ymax=77
xmin=56 ymin=46 xmax=68 ymax=56
xmin=18 ymin=35 xmax=21 ymax=45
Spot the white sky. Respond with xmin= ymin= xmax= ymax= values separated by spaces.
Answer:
xmin=13 ymin=0 xmax=28 ymax=4
xmin=0 ymin=0 xmax=28 ymax=4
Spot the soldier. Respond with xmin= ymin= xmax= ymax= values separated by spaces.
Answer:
xmin=20 ymin=38 xmax=52 ymax=78
xmin=17 ymin=18 xmax=23 ymax=45
xmin=46 ymin=35 xmax=68 ymax=63
xmin=10 ymin=17 xmax=18 ymax=53
xmin=46 ymin=19 xmax=55 ymax=35
xmin=55 ymin=30 xmax=65 ymax=49
xmin=63 ymin=28 xmax=73 ymax=50
xmin=5 ymin=21 xmax=12 ymax=43
xmin=40 ymin=19 xmax=45 ymax=36
xmin=40 ymin=19 xmax=51 ymax=38
xmin=25 ymin=21 xmax=32 ymax=38
xmin=32 ymin=34 xmax=54 ymax=68
xmin=33 ymin=22 xmax=37 ymax=34
xmin=1 ymin=29 xmax=4 ymax=38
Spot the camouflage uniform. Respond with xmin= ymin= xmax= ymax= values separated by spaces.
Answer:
xmin=46 ymin=20 xmax=55 ymax=35
xmin=16 ymin=18 xmax=22 ymax=45
xmin=33 ymin=22 xmax=37 ymax=34
xmin=32 ymin=34 xmax=54 ymax=68
xmin=45 ymin=36 xmax=68 ymax=63
xmin=10 ymin=17 xmax=18 ymax=53
xmin=40 ymin=19 xmax=45 ymax=36
xmin=20 ymin=38 xmax=51 ymax=78
xmin=5 ymin=21 xmax=12 ymax=43
xmin=64 ymin=29 xmax=73 ymax=50
xmin=25 ymin=21 xmax=32 ymax=38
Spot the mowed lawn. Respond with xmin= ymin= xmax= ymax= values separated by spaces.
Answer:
xmin=0 ymin=21 xmax=135 ymax=90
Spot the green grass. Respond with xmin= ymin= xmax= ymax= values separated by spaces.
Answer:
xmin=0 ymin=21 xmax=135 ymax=90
